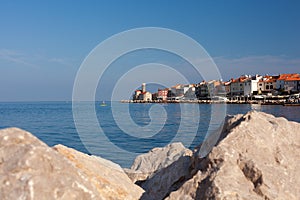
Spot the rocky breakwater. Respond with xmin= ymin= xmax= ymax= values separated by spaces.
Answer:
xmin=0 ymin=111 xmax=299 ymax=199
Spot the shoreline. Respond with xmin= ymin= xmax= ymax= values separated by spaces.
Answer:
xmin=120 ymin=99 xmax=288 ymax=105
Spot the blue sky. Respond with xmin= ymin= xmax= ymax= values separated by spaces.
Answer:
xmin=0 ymin=0 xmax=299 ymax=101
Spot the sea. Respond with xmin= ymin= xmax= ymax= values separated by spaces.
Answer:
xmin=0 ymin=101 xmax=299 ymax=168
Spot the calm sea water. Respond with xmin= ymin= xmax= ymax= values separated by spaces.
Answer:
xmin=0 ymin=101 xmax=299 ymax=167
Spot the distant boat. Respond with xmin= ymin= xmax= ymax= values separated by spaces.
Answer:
xmin=100 ymin=101 xmax=107 ymax=106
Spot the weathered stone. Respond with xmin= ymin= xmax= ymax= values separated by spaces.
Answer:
xmin=123 ymin=168 xmax=150 ymax=185
xmin=53 ymin=144 xmax=144 ymax=200
xmin=126 ymin=142 xmax=193 ymax=199
xmin=127 ymin=142 xmax=192 ymax=182
xmin=130 ymin=142 xmax=192 ymax=172
xmin=139 ymin=154 xmax=193 ymax=200
xmin=166 ymin=171 xmax=202 ymax=200
xmin=167 ymin=111 xmax=300 ymax=200
xmin=0 ymin=127 xmax=144 ymax=200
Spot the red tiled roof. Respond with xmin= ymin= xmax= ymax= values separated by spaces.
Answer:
xmin=259 ymin=78 xmax=276 ymax=83
xmin=285 ymin=77 xmax=300 ymax=81
xmin=265 ymin=79 xmax=276 ymax=82
xmin=141 ymin=91 xmax=148 ymax=95
xmin=231 ymin=77 xmax=249 ymax=83
xmin=277 ymin=73 xmax=300 ymax=80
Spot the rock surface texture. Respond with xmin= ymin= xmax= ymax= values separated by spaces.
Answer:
xmin=165 ymin=111 xmax=300 ymax=200
xmin=125 ymin=142 xmax=193 ymax=199
xmin=53 ymin=144 xmax=144 ymax=200
xmin=0 ymin=111 xmax=299 ymax=200
xmin=125 ymin=142 xmax=192 ymax=183
xmin=0 ymin=128 xmax=144 ymax=200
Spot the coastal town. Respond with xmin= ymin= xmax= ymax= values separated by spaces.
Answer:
xmin=125 ymin=73 xmax=300 ymax=105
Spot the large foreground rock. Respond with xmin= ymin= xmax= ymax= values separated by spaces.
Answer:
xmin=166 ymin=111 xmax=300 ymax=199
xmin=0 ymin=128 xmax=144 ymax=200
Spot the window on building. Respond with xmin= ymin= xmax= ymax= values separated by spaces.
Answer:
xmin=266 ymin=85 xmax=269 ymax=89
xmin=259 ymin=83 xmax=262 ymax=86
xmin=270 ymin=85 xmax=273 ymax=89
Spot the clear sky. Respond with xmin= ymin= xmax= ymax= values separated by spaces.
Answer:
xmin=0 ymin=0 xmax=299 ymax=101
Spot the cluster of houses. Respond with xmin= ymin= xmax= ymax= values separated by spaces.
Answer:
xmin=132 ymin=73 xmax=300 ymax=102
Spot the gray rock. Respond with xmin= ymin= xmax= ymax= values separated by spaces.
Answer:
xmin=130 ymin=142 xmax=192 ymax=172
xmin=167 ymin=111 xmax=300 ymax=200
xmin=126 ymin=142 xmax=193 ymax=199
xmin=127 ymin=142 xmax=192 ymax=182
xmin=0 ymin=127 xmax=144 ymax=200
xmin=139 ymin=153 xmax=193 ymax=200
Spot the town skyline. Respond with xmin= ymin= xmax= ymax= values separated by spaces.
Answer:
xmin=132 ymin=73 xmax=300 ymax=102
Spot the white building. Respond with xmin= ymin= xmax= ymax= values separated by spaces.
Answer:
xmin=257 ymin=76 xmax=277 ymax=94
xmin=139 ymin=91 xmax=152 ymax=101
xmin=243 ymin=75 xmax=262 ymax=96
xmin=133 ymin=83 xmax=152 ymax=101
xmin=170 ymin=84 xmax=196 ymax=100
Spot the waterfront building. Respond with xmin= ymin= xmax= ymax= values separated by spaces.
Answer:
xmin=183 ymin=84 xmax=197 ymax=100
xmin=257 ymin=75 xmax=278 ymax=94
xmin=138 ymin=91 xmax=152 ymax=101
xmin=223 ymin=81 xmax=231 ymax=96
xmin=277 ymin=74 xmax=292 ymax=90
xmin=195 ymin=81 xmax=209 ymax=99
xmin=167 ymin=84 xmax=196 ymax=100
xmin=276 ymin=73 xmax=300 ymax=93
xmin=157 ymin=88 xmax=169 ymax=101
xmin=284 ymin=75 xmax=300 ymax=93
xmin=195 ymin=80 xmax=225 ymax=99
xmin=133 ymin=83 xmax=152 ymax=101
xmin=170 ymin=84 xmax=184 ymax=99
xmin=243 ymin=75 xmax=262 ymax=96
xmin=152 ymin=92 xmax=158 ymax=100
xmin=208 ymin=80 xmax=226 ymax=97
xmin=230 ymin=76 xmax=248 ymax=96
xmin=133 ymin=90 xmax=141 ymax=100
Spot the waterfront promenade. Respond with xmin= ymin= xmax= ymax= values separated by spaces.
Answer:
xmin=121 ymin=96 xmax=288 ymax=105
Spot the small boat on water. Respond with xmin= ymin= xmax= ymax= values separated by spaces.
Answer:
xmin=100 ymin=101 xmax=107 ymax=106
